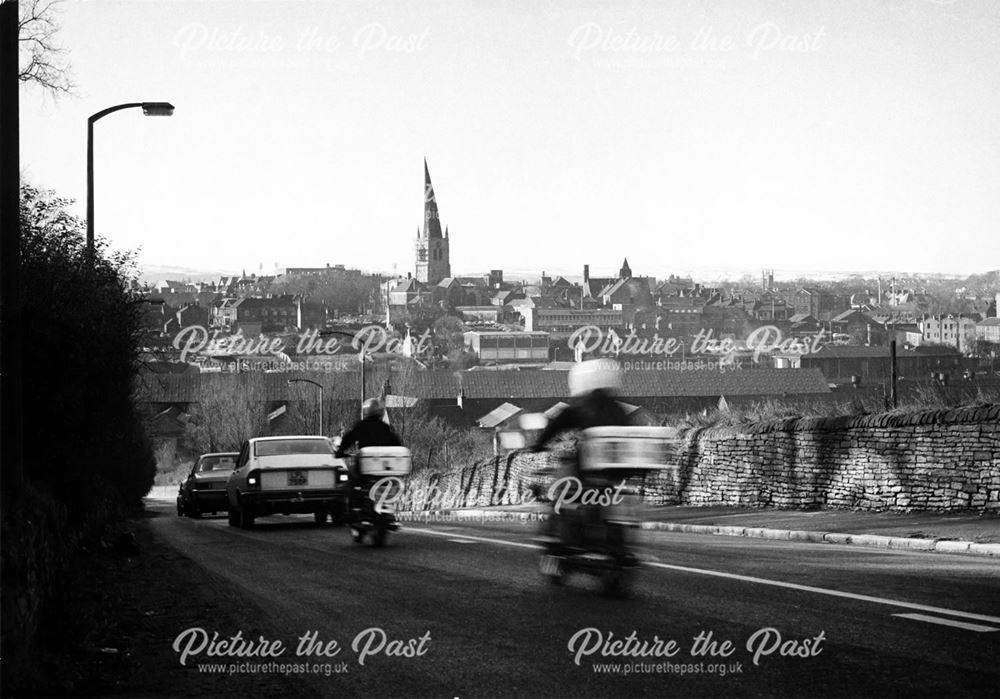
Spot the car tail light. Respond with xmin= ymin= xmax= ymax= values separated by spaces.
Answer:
xmin=246 ymin=470 xmax=261 ymax=489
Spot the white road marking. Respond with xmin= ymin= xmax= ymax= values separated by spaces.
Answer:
xmin=404 ymin=527 xmax=1000 ymax=626
xmin=892 ymin=614 xmax=1000 ymax=633
xmin=448 ymin=538 xmax=477 ymax=544
xmin=406 ymin=527 xmax=538 ymax=550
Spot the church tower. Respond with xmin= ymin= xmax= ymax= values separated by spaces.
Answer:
xmin=415 ymin=159 xmax=451 ymax=285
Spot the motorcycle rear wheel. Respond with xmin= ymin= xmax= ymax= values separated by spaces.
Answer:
xmin=539 ymin=554 xmax=566 ymax=585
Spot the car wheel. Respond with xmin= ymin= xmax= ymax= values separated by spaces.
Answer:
xmin=313 ymin=510 xmax=329 ymax=526
xmin=238 ymin=505 xmax=255 ymax=530
xmin=372 ymin=526 xmax=388 ymax=548
xmin=227 ymin=507 xmax=238 ymax=527
xmin=177 ymin=499 xmax=185 ymax=517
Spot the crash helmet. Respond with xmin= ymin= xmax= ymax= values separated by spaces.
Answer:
xmin=567 ymin=358 xmax=623 ymax=397
xmin=362 ymin=397 xmax=385 ymax=419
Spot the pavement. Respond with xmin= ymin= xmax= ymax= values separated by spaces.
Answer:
xmin=395 ymin=503 xmax=1000 ymax=557
xmin=148 ymin=484 xmax=1000 ymax=557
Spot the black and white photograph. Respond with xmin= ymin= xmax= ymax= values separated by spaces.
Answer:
xmin=2 ymin=0 xmax=999 ymax=696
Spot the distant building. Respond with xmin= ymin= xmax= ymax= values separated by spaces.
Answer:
xmin=890 ymin=323 xmax=923 ymax=349
xmin=464 ymin=331 xmax=551 ymax=363
xmin=456 ymin=306 xmax=500 ymax=323
xmin=829 ymin=310 xmax=886 ymax=346
xmin=772 ymin=345 xmax=963 ymax=383
xmin=656 ymin=297 xmax=706 ymax=337
xmin=284 ymin=264 xmax=360 ymax=277
xmin=523 ymin=307 xmax=623 ymax=332
xmin=433 ymin=277 xmax=465 ymax=307
xmin=787 ymin=287 xmax=850 ymax=321
xmin=415 ymin=159 xmax=451 ymax=285
xmin=921 ymin=315 xmax=977 ymax=353
xmin=230 ymin=296 xmax=298 ymax=334
xmin=164 ymin=303 xmax=210 ymax=335
xmin=975 ymin=317 xmax=1000 ymax=345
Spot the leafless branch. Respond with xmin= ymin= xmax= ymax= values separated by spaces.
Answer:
xmin=17 ymin=0 xmax=75 ymax=95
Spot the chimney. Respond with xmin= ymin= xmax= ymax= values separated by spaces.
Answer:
xmin=584 ymin=264 xmax=590 ymax=283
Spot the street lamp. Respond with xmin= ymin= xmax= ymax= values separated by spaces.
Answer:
xmin=321 ymin=330 xmax=368 ymax=417
xmin=288 ymin=378 xmax=323 ymax=435
xmin=87 ymin=102 xmax=175 ymax=263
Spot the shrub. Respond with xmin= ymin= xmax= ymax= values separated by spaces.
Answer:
xmin=17 ymin=184 xmax=155 ymax=517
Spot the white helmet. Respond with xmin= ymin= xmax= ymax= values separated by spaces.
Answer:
xmin=568 ymin=358 xmax=623 ymax=397
xmin=362 ymin=397 xmax=385 ymax=419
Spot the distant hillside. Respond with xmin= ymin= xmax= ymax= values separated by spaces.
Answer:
xmin=138 ymin=265 xmax=240 ymax=285
xmin=963 ymin=270 xmax=1000 ymax=291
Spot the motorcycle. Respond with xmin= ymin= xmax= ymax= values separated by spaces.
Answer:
xmin=347 ymin=446 xmax=412 ymax=547
xmin=519 ymin=419 xmax=678 ymax=597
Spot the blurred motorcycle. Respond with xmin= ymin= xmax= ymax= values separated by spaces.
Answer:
xmin=520 ymin=416 xmax=678 ymax=597
xmin=348 ymin=446 xmax=412 ymax=547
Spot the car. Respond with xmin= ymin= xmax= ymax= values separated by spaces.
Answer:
xmin=225 ymin=436 xmax=350 ymax=529
xmin=177 ymin=452 xmax=239 ymax=518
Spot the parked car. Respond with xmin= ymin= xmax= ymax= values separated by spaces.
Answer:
xmin=177 ymin=452 xmax=239 ymax=518
xmin=226 ymin=436 xmax=350 ymax=529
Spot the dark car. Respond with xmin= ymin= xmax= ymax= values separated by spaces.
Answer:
xmin=177 ymin=452 xmax=239 ymax=518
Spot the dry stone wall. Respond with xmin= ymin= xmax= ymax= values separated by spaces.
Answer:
xmin=642 ymin=405 xmax=1000 ymax=512
xmin=410 ymin=406 xmax=1000 ymax=513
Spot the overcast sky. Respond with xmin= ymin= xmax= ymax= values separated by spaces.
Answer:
xmin=19 ymin=0 xmax=1000 ymax=280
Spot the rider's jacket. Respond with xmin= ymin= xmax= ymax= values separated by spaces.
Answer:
xmin=336 ymin=416 xmax=402 ymax=482
xmin=531 ymin=388 xmax=630 ymax=454
xmin=531 ymin=388 xmax=631 ymax=484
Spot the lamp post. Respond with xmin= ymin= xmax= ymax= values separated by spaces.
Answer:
xmin=321 ymin=330 xmax=368 ymax=417
xmin=288 ymin=378 xmax=324 ymax=435
xmin=87 ymin=102 xmax=174 ymax=263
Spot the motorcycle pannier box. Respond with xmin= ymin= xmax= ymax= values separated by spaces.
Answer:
xmin=358 ymin=446 xmax=412 ymax=476
xmin=579 ymin=426 xmax=679 ymax=471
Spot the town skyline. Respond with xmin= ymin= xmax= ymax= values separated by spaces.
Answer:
xmin=19 ymin=0 xmax=1000 ymax=277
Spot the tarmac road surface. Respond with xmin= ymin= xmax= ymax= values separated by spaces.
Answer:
xmin=150 ymin=501 xmax=1000 ymax=698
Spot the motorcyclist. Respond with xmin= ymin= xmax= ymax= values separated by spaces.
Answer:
xmin=336 ymin=398 xmax=402 ymax=537
xmin=531 ymin=359 xmax=631 ymax=551
xmin=336 ymin=397 xmax=402 ymax=464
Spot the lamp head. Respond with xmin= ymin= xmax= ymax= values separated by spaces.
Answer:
xmin=141 ymin=102 xmax=175 ymax=116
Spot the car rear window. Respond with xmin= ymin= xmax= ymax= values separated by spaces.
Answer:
xmin=199 ymin=455 xmax=237 ymax=472
xmin=254 ymin=439 xmax=333 ymax=457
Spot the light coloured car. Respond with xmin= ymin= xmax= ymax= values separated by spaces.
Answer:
xmin=226 ymin=436 xmax=350 ymax=529
xmin=177 ymin=452 xmax=239 ymax=518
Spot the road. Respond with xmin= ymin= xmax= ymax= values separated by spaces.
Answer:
xmin=147 ymin=501 xmax=1000 ymax=698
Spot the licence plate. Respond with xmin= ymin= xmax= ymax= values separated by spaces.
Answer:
xmin=287 ymin=470 xmax=307 ymax=486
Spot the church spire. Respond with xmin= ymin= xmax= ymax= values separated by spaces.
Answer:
xmin=619 ymin=257 xmax=632 ymax=279
xmin=415 ymin=158 xmax=451 ymax=285
xmin=423 ymin=158 xmax=443 ymax=240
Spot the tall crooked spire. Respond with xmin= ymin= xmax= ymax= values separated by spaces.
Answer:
xmin=415 ymin=158 xmax=451 ymax=285
xmin=422 ymin=158 xmax=444 ymax=240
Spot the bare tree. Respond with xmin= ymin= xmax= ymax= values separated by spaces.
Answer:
xmin=18 ymin=0 xmax=74 ymax=94
xmin=183 ymin=375 xmax=269 ymax=453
